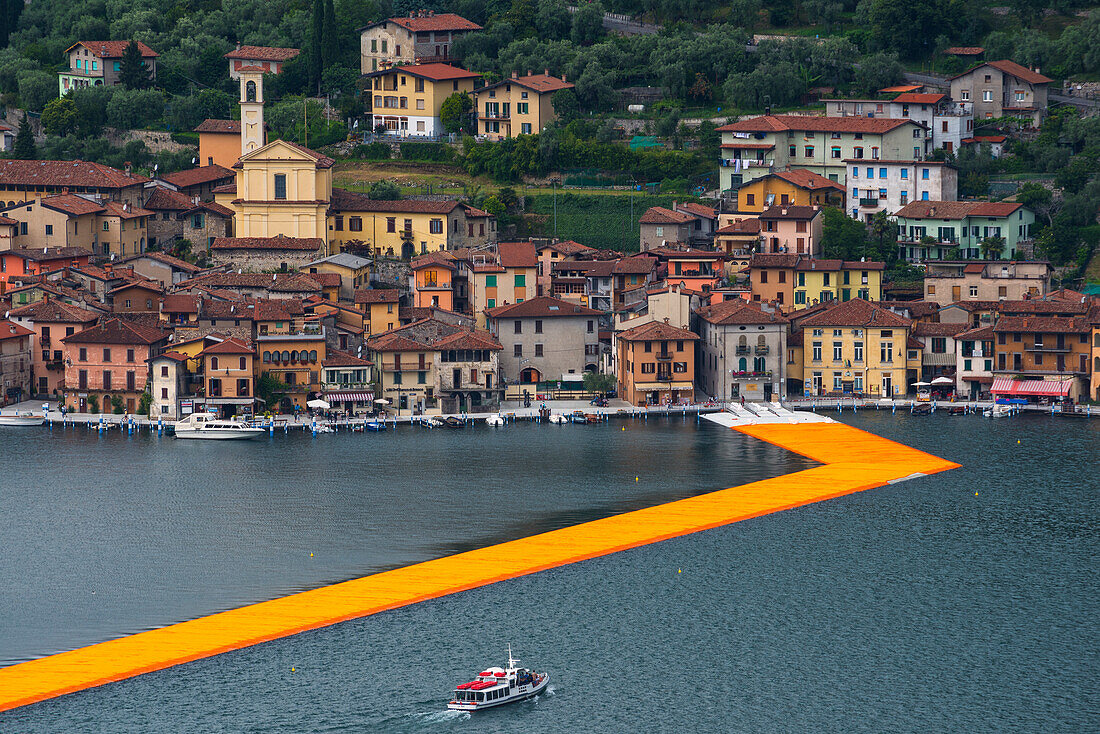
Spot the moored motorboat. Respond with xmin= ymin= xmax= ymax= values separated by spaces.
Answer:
xmin=364 ymin=419 xmax=387 ymax=431
xmin=172 ymin=412 xmax=265 ymax=440
xmin=0 ymin=411 xmax=44 ymax=426
xmin=443 ymin=416 xmax=465 ymax=429
xmin=983 ymin=404 xmax=1014 ymax=418
xmin=547 ymin=414 xmax=568 ymax=424
xmin=485 ymin=414 xmax=505 ymax=426
xmin=447 ymin=649 xmax=549 ymax=712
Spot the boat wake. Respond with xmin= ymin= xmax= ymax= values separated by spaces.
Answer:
xmin=546 ymin=684 xmax=556 ymax=696
xmin=412 ymin=709 xmax=470 ymax=724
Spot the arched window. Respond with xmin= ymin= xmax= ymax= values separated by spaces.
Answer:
xmin=738 ymin=335 xmax=747 ymax=346
xmin=758 ymin=335 xmax=766 ymax=346
xmin=310 ymin=350 xmax=318 ymax=362
xmin=738 ymin=357 xmax=747 ymax=371
xmin=263 ymin=351 xmax=271 ymax=363
xmin=290 ymin=351 xmax=298 ymax=363
xmin=211 ymin=356 xmax=219 ymax=370
xmin=281 ymin=350 xmax=290 ymax=363
xmin=246 ymin=80 xmax=256 ymax=102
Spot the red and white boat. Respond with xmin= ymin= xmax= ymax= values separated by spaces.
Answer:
xmin=447 ymin=648 xmax=549 ymax=711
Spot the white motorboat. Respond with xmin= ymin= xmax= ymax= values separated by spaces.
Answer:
xmin=447 ymin=649 xmax=548 ymax=712
xmin=0 ymin=411 xmax=43 ymax=426
xmin=173 ymin=412 xmax=265 ymax=440
xmin=983 ymin=404 xmax=1014 ymax=418
xmin=547 ymin=414 xmax=568 ymax=424
xmin=485 ymin=414 xmax=505 ymax=426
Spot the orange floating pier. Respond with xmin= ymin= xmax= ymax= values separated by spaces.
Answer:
xmin=0 ymin=421 xmax=958 ymax=714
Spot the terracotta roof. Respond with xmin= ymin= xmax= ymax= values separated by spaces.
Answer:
xmin=618 ymin=320 xmax=699 ymax=342
xmin=956 ymin=325 xmax=995 ymax=341
xmin=998 ymin=300 xmax=1090 ymax=316
xmin=194 ymin=201 xmax=235 ymax=218
xmin=329 ymin=188 xmax=462 ymax=214
xmin=760 ymin=205 xmax=821 ymax=221
xmin=198 ymin=336 xmax=253 ymax=355
xmin=894 ymin=201 xmax=1024 ymax=220
xmin=161 ymin=293 xmax=200 ymax=313
xmin=234 ymin=141 xmax=334 ymax=169
xmin=717 ymin=115 xmax=919 ymax=134
xmin=771 ymin=169 xmax=845 ymax=191
xmin=717 ymin=219 xmax=761 ymax=235
xmin=107 ymin=279 xmax=163 ymax=296
xmin=639 ymin=206 xmax=694 ymax=224
xmin=968 ymin=202 xmax=1023 ymax=217
xmin=210 ymin=235 xmax=324 ymax=251
xmin=795 ymin=258 xmax=844 ymax=271
xmin=129 ymin=251 xmax=201 ymax=273
xmin=613 ymin=256 xmax=657 ymax=275
xmin=843 ymin=260 xmax=885 ymax=271
xmin=160 ymin=165 xmax=235 ymax=189
xmin=366 ymin=317 xmax=500 ymax=352
xmin=798 ymin=298 xmax=911 ymax=328
xmin=461 ymin=203 xmax=492 ymax=218
xmin=945 ymin=47 xmax=984 ymax=55
xmin=963 ymin=135 xmax=1007 ymax=144
xmin=950 ymin=60 xmax=1052 ymax=85
xmin=497 ymin=241 xmax=538 ymax=268
xmin=387 ymin=12 xmax=482 ymax=32
xmin=892 ymin=93 xmax=947 ymax=104
xmin=645 ymin=247 xmax=723 ymax=260
xmin=70 ymin=41 xmax=158 ymax=58
xmin=696 ymin=300 xmax=787 ymax=325
xmin=101 ymin=201 xmax=154 ymax=219
xmin=323 ymin=349 xmax=372 ymax=367
xmin=410 ymin=252 xmax=457 ymax=271
xmin=537 ymin=240 xmax=595 ymax=256
xmin=500 ymin=73 xmax=573 ymax=94
xmin=154 ymin=350 xmax=189 ymax=362
xmin=0 ymin=215 xmax=17 ymax=226
xmin=212 ymin=183 xmax=237 ymax=195
xmin=912 ymin=322 xmax=968 ymax=337
xmin=178 ymin=272 xmax=322 ymax=293
xmin=0 ymin=160 xmax=149 ymax=189
xmin=62 ymin=317 xmax=166 ymax=345
xmin=749 ymin=253 xmax=799 ymax=269
xmin=434 ymin=329 xmax=502 ymax=351
xmin=354 ymin=288 xmax=400 ymax=304
xmin=308 ymin=272 xmax=341 ymax=287
xmin=224 ymin=45 xmax=300 ymax=62
xmin=39 ymin=194 xmax=105 ymax=216
xmin=879 ymin=85 xmax=922 ymax=93
xmin=365 ymin=62 xmax=480 ymax=82
xmin=0 ymin=320 xmax=34 ymax=341
xmin=676 ymin=202 xmax=718 ymax=220
xmin=907 ymin=336 xmax=923 ymax=350
xmin=194 ymin=119 xmax=240 ymax=133
xmin=7 ymin=299 xmax=100 ymax=323
xmin=485 ymin=296 xmax=602 ymax=319
xmin=993 ymin=315 xmax=1090 ymax=334
xmin=144 ymin=187 xmax=195 ymax=211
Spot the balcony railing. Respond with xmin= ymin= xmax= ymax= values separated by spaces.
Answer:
xmin=754 ymin=345 xmax=769 ymax=355
xmin=656 ymin=353 xmax=672 ymax=361
xmin=1026 ymin=345 xmax=1071 ymax=353
xmin=479 ymin=112 xmax=510 ymax=120
xmin=735 ymin=346 xmax=752 ymax=355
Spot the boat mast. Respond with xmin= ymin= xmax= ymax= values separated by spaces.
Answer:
xmin=507 ymin=644 xmax=518 ymax=670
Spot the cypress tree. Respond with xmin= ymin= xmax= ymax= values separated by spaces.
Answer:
xmin=321 ymin=0 xmax=337 ymax=72
xmin=310 ymin=0 xmax=324 ymax=91
xmin=13 ymin=114 xmax=36 ymax=160
xmin=119 ymin=40 xmax=150 ymax=89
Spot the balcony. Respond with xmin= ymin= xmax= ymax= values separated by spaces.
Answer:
xmin=479 ymin=112 xmax=510 ymax=120
xmin=655 ymin=372 xmax=673 ymax=382
xmin=735 ymin=346 xmax=752 ymax=356
xmin=858 ymin=198 xmax=879 ymax=208
xmin=1026 ymin=345 xmax=1071 ymax=353
xmin=754 ymin=345 xmax=769 ymax=355
xmin=656 ymin=353 xmax=672 ymax=361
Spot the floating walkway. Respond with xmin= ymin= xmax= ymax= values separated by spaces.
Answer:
xmin=0 ymin=414 xmax=959 ymax=714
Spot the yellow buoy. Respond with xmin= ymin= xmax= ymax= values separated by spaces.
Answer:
xmin=310 ymin=553 xmax=313 ymax=557
xmin=975 ymin=492 xmax=978 ymax=496
xmin=621 ymin=426 xmax=625 ymax=431
xmin=291 ymin=667 xmax=296 ymax=672
xmin=635 ymin=477 xmax=639 ymax=482
xmin=677 ymin=568 xmax=681 ymax=573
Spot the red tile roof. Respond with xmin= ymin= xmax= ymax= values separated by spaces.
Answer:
xmin=144 ymin=187 xmax=195 ymax=211
xmin=7 ymin=299 xmax=100 ymax=323
xmin=323 ymin=349 xmax=372 ymax=367
xmin=161 ymin=293 xmax=200 ymax=313
xmin=387 ymin=12 xmax=482 ymax=32
xmin=210 ymin=235 xmax=324 ymax=251
xmin=537 ymin=240 xmax=595 ymax=256
xmin=70 ymin=41 xmax=158 ymax=58
xmin=369 ymin=62 xmax=480 ymax=82
xmin=354 ymin=288 xmax=401 ymax=304
xmin=718 ymin=115 xmax=919 ymax=134
xmin=62 ymin=317 xmax=167 ymax=345
xmin=798 ymin=298 xmax=911 ymax=328
xmin=160 ymin=165 xmax=235 ymax=189
xmin=178 ymin=272 xmax=323 ymax=293
xmin=912 ymin=322 xmax=968 ymax=337
xmin=502 ymin=73 xmax=574 ymax=94
xmin=8 ymin=246 xmax=93 ymax=261
xmin=956 ymin=325 xmax=995 ymax=341
xmin=760 ymin=205 xmax=821 ymax=221
xmin=676 ymin=202 xmax=717 ymax=220
xmin=894 ymin=201 xmax=1024 ymax=220
xmin=35 ymin=194 xmax=105 ymax=217
xmin=968 ymin=202 xmax=1023 ymax=217
xmin=963 ymin=135 xmax=1008 ymax=144
xmin=101 ymin=201 xmax=154 ymax=219
xmin=154 ymin=350 xmax=190 ymax=362
xmin=749 ymin=253 xmax=799 ymax=269
xmin=696 ymin=300 xmax=788 ymax=325
xmin=198 ymin=336 xmax=253 ymax=355
xmin=993 ymin=315 xmax=1090 ymax=334
xmin=639 ymin=206 xmax=694 ymax=224
xmin=497 ymin=241 xmax=538 ymax=268
xmin=771 ymin=169 xmax=845 ymax=191
xmin=224 ymin=45 xmax=300 ymax=61
xmin=366 ymin=317 xmax=500 ymax=352
xmin=617 ymin=320 xmax=699 ymax=342
xmin=194 ymin=119 xmax=240 ymax=133
xmin=945 ymin=47 xmax=984 ymax=55
xmin=0 ymin=319 xmax=33 ymax=341
xmin=0 ymin=160 xmax=149 ymax=189
xmin=485 ymin=295 xmax=602 ymax=319
xmin=892 ymin=93 xmax=947 ymax=104
xmin=950 ymin=60 xmax=1053 ymax=85
xmin=308 ymin=272 xmax=341 ymax=287
xmin=329 ymin=188 xmax=463 ymax=214
xmin=717 ymin=219 xmax=761 ymax=235
xmin=410 ymin=252 xmax=457 ymax=271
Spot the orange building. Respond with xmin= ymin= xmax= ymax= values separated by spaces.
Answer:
xmin=197 ymin=337 xmax=256 ymax=416
xmin=195 ymin=119 xmax=254 ymax=169
xmin=61 ymin=318 xmax=168 ymax=413
xmin=615 ymin=320 xmax=698 ymax=406
xmin=410 ymin=253 xmax=456 ymax=310
xmin=354 ymin=288 xmax=401 ymax=335
xmin=0 ymin=247 xmax=91 ymax=294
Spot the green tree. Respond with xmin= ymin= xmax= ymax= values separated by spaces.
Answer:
xmin=88 ymin=395 xmax=99 ymax=414
xmin=729 ymin=0 xmax=762 ymax=30
xmin=439 ymin=91 xmax=473 ymax=134
xmin=368 ymin=179 xmax=401 ymax=200
xmin=819 ymin=207 xmax=869 ymax=260
xmin=582 ymin=371 xmax=616 ymax=395
xmin=111 ymin=395 xmax=125 ymax=414
xmin=536 ymin=0 xmax=572 ymax=40
xmin=322 ymin=0 xmax=337 ymax=70
xmin=551 ymin=88 xmax=579 ymax=124
xmin=1016 ymin=182 xmax=1055 ymax=226
xmin=480 ymin=195 xmax=505 ymax=218
xmin=41 ymin=97 xmax=77 ymax=137
xmin=311 ymin=0 xmax=324 ymax=90
xmin=118 ymin=40 xmax=151 ymax=89
xmin=571 ymin=1 xmax=605 ymax=46
xmin=107 ymin=88 xmax=165 ymax=129
xmin=137 ymin=390 xmax=152 ymax=416
xmin=980 ymin=235 xmax=1006 ymax=260
xmin=16 ymin=70 xmax=56 ymax=112
xmin=12 ymin=113 xmax=36 ymax=160
xmin=867 ymin=210 xmax=896 ymax=260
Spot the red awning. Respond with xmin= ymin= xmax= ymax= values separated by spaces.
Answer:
xmin=990 ymin=377 xmax=1072 ymax=396
xmin=325 ymin=392 xmax=374 ymax=402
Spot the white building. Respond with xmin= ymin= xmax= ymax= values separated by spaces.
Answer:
xmin=695 ymin=300 xmax=788 ymax=402
xmin=824 ymin=93 xmax=974 ymax=154
xmin=846 ymin=160 xmax=957 ymax=222
xmin=954 ymin=324 xmax=995 ymax=399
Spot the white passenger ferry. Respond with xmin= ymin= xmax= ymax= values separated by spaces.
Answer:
xmin=173 ymin=412 xmax=265 ymax=440
xmin=447 ymin=649 xmax=549 ymax=711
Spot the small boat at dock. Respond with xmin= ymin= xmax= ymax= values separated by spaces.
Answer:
xmin=443 ymin=416 xmax=465 ymax=429
xmin=447 ymin=648 xmax=548 ymax=712
xmin=0 ymin=411 xmax=43 ymax=426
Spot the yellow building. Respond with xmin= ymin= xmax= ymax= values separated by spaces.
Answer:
xmin=256 ymin=327 xmax=328 ymax=411
xmin=472 ymin=71 xmax=574 ymax=140
xmin=362 ymin=62 xmax=480 ymax=137
xmin=798 ymin=298 xmax=912 ymax=398
xmin=731 ymin=169 xmax=846 ymax=214
xmin=327 ymin=189 xmax=495 ymax=257
xmin=0 ymin=195 xmax=102 ymax=251
xmin=305 ymin=253 xmax=373 ymax=301
xmin=98 ymin=201 xmax=153 ymax=258
xmin=469 ymin=242 xmax=538 ymax=327
xmin=354 ymin=288 xmax=401 ymax=335
xmin=792 ymin=259 xmax=884 ymax=308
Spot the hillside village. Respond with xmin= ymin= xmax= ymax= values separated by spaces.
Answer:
xmin=1 ymin=3 xmax=1099 ymax=417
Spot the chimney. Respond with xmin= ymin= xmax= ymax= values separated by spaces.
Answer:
xmin=124 ymin=163 xmax=131 ymax=177
xmin=511 ymin=70 xmax=518 ymax=80
xmin=664 ymin=317 xmax=670 ymax=324
xmin=527 ymin=69 xmax=532 ymax=77
xmin=428 ymin=9 xmax=434 ymax=15
xmin=544 ymin=68 xmax=549 ymax=76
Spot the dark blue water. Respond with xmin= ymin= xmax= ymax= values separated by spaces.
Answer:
xmin=2 ymin=413 xmax=1096 ymax=732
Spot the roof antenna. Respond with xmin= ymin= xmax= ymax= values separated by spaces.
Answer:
xmin=507 ymin=644 xmax=518 ymax=670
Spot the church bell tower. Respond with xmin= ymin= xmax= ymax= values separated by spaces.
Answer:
xmin=239 ymin=68 xmax=265 ymax=155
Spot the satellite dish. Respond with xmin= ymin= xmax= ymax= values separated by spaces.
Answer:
xmin=192 ymin=157 xmax=198 ymax=165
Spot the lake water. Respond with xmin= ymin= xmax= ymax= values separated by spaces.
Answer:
xmin=1 ymin=412 xmax=1096 ymax=732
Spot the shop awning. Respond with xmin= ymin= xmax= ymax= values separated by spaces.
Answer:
xmin=325 ymin=392 xmax=374 ymax=402
xmin=990 ymin=377 xmax=1072 ymax=397
xmin=207 ymin=397 xmax=257 ymax=405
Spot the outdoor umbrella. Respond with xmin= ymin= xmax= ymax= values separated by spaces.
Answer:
xmin=912 ymin=381 xmax=932 ymax=387
xmin=306 ymin=399 xmax=331 ymax=409
xmin=930 ymin=377 xmax=954 ymax=385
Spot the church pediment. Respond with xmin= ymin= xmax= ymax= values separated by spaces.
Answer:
xmin=233 ymin=139 xmax=336 ymax=169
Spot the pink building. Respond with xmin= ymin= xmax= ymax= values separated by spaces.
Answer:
xmin=61 ymin=318 xmax=168 ymax=413
xmin=9 ymin=298 xmax=100 ymax=397
xmin=758 ymin=205 xmax=823 ymax=256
